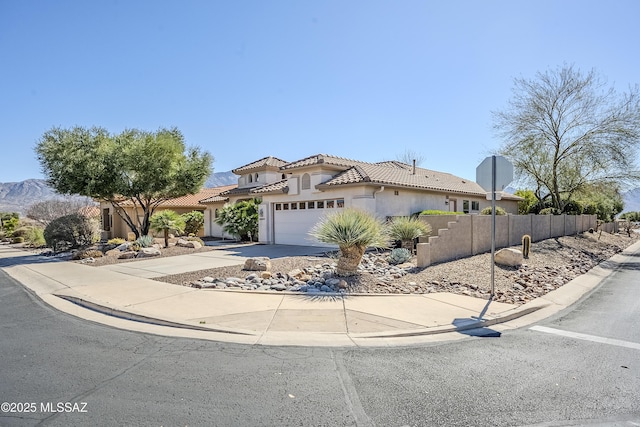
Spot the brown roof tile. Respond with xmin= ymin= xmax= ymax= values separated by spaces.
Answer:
xmin=232 ymin=156 xmax=288 ymax=173
xmin=280 ymin=154 xmax=370 ymax=170
xmin=250 ymin=180 xmax=289 ymax=194
xmin=119 ymin=185 xmax=238 ymax=208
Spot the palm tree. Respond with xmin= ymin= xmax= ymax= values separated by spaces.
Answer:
xmin=150 ymin=210 xmax=185 ymax=248
xmin=388 ymin=216 xmax=432 ymax=252
xmin=309 ymin=208 xmax=389 ymax=276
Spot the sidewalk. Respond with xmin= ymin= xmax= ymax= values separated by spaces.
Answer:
xmin=2 ymin=242 xmax=636 ymax=347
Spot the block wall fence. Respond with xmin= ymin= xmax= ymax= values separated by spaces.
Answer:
xmin=416 ymin=214 xmax=600 ymax=267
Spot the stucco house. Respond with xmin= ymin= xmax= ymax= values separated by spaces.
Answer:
xmin=100 ymin=184 xmax=237 ymax=240
xmin=200 ymin=154 xmax=521 ymax=246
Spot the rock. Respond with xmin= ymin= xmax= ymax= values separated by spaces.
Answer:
xmin=271 ymin=283 xmax=287 ymax=291
xmin=105 ymin=249 xmax=122 ymax=257
xmin=338 ymin=280 xmax=348 ymax=289
xmin=116 ymin=242 xmax=130 ymax=251
xmin=320 ymin=285 xmax=333 ymax=292
xmin=287 ymin=268 xmax=304 ymax=279
xmin=260 ymin=271 xmax=272 ymax=279
xmin=494 ymin=248 xmax=523 ymax=267
xmin=136 ymin=247 xmax=161 ymax=258
xmin=202 ymin=276 xmax=215 ymax=283
xmin=118 ymin=251 xmax=137 ymax=259
xmin=243 ymin=257 xmax=272 ymax=271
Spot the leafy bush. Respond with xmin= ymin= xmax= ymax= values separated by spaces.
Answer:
xmin=388 ymin=248 xmax=412 ymax=264
xmin=135 ymin=235 xmax=155 ymax=248
xmin=562 ymin=200 xmax=583 ymax=215
xmin=107 ymin=237 xmax=126 ymax=245
xmin=417 ymin=210 xmax=465 ymax=216
xmin=44 ymin=213 xmax=100 ymax=252
xmin=309 ymin=208 xmax=389 ymax=276
xmin=181 ymin=211 xmax=204 ymax=236
xmin=480 ymin=206 xmax=507 ymax=215
xmin=1 ymin=216 xmax=19 ymax=236
xmin=215 ymin=199 xmax=260 ymax=241
xmin=539 ymin=207 xmax=561 ymax=215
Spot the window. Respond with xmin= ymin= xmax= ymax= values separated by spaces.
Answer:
xmin=337 ymin=199 xmax=344 ymax=208
xmin=255 ymin=173 xmax=259 ymax=182
xmin=214 ymin=208 xmax=219 ymax=218
xmin=291 ymin=203 xmax=297 ymax=210
xmin=463 ymin=200 xmax=470 ymax=214
xmin=102 ymin=208 xmax=110 ymax=231
xmin=308 ymin=201 xmax=315 ymax=209
xmin=394 ymin=190 xmax=399 ymax=196
xmin=299 ymin=202 xmax=306 ymax=210
xmin=248 ymin=174 xmax=253 ymax=183
xmin=317 ymin=201 xmax=324 ymax=208
xmin=327 ymin=200 xmax=335 ymax=208
xmin=301 ymin=173 xmax=311 ymax=190
xmin=275 ymin=204 xmax=282 ymax=211
xmin=283 ymin=203 xmax=289 ymax=210
xmin=472 ymin=201 xmax=480 ymax=211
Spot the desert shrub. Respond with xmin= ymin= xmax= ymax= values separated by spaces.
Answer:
xmin=11 ymin=236 xmax=24 ymax=244
xmin=388 ymin=248 xmax=412 ymax=264
xmin=388 ymin=216 xmax=432 ymax=251
xmin=107 ymin=237 xmax=126 ymax=245
xmin=418 ymin=210 xmax=465 ymax=216
xmin=24 ymin=227 xmax=46 ymax=248
xmin=11 ymin=226 xmax=32 ymax=238
xmin=44 ymin=213 xmax=100 ymax=252
xmin=181 ymin=211 xmax=204 ymax=236
xmin=1 ymin=216 xmax=19 ymax=235
xmin=135 ymin=235 xmax=155 ymax=248
xmin=309 ymin=208 xmax=389 ymax=276
xmin=562 ymin=200 xmax=583 ymax=215
xmin=480 ymin=206 xmax=507 ymax=215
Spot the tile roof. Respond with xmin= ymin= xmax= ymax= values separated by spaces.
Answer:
xmin=317 ymin=163 xmax=520 ymax=199
xmin=119 ymin=185 xmax=238 ymax=208
xmin=232 ymin=156 xmax=288 ymax=173
xmin=280 ymin=154 xmax=370 ymax=170
xmin=250 ymin=179 xmax=289 ymax=194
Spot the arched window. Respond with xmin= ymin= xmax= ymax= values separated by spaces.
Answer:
xmin=248 ymin=174 xmax=253 ymax=183
xmin=255 ymin=173 xmax=259 ymax=182
xmin=214 ymin=208 xmax=219 ymax=218
xmin=301 ymin=173 xmax=311 ymax=190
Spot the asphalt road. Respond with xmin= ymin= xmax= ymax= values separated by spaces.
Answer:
xmin=1 ymin=251 xmax=639 ymax=427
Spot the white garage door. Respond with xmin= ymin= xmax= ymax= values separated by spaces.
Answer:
xmin=273 ymin=200 xmax=342 ymax=246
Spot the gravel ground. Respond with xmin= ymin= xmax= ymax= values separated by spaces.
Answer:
xmin=151 ymin=230 xmax=640 ymax=305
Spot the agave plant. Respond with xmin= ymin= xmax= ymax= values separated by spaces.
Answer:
xmin=309 ymin=208 xmax=389 ymax=276
xmin=388 ymin=216 xmax=432 ymax=252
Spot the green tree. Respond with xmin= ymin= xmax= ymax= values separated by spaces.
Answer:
xmin=309 ymin=208 xmax=390 ymax=276
xmin=514 ymin=189 xmax=538 ymax=215
xmin=35 ymin=126 xmax=213 ymax=239
xmin=576 ymin=183 xmax=624 ymax=222
xmin=181 ymin=210 xmax=204 ymax=236
xmin=150 ymin=210 xmax=186 ymax=248
xmin=494 ymin=65 xmax=640 ymax=211
xmin=388 ymin=216 xmax=432 ymax=251
xmin=214 ymin=199 xmax=260 ymax=241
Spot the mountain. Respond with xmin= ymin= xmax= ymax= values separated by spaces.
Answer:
xmin=0 ymin=179 xmax=59 ymax=214
xmin=622 ymin=188 xmax=640 ymax=212
xmin=205 ymin=171 xmax=236 ymax=188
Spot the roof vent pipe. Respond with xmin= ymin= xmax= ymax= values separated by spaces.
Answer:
xmin=412 ymin=159 xmax=416 ymax=175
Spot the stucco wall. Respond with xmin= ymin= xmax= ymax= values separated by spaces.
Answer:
xmin=417 ymin=214 xmax=598 ymax=267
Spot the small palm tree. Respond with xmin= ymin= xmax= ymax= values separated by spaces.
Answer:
xmin=388 ymin=216 xmax=432 ymax=252
xmin=150 ymin=210 xmax=185 ymax=248
xmin=309 ymin=208 xmax=390 ymax=276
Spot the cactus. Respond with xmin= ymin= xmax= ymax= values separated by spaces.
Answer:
xmin=522 ymin=234 xmax=531 ymax=259
xmin=388 ymin=248 xmax=412 ymax=265
xmin=135 ymin=235 xmax=155 ymax=248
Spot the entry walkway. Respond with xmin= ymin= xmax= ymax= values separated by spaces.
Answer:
xmin=2 ymin=242 xmax=632 ymax=347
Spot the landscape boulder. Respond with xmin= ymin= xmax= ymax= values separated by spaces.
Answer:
xmin=243 ymin=257 xmax=271 ymax=271
xmin=494 ymin=248 xmax=523 ymax=267
xmin=176 ymin=238 xmax=202 ymax=249
xmin=136 ymin=247 xmax=161 ymax=258
xmin=118 ymin=251 xmax=137 ymax=260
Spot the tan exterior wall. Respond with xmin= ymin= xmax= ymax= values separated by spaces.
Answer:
xmin=417 ymin=214 xmax=598 ymax=267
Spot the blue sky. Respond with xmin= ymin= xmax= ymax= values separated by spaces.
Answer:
xmin=1 ymin=0 xmax=639 ymax=184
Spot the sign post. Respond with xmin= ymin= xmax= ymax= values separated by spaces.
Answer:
xmin=476 ymin=156 xmax=513 ymax=297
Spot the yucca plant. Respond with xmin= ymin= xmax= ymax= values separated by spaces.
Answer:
xmin=388 ymin=216 xmax=432 ymax=252
xmin=150 ymin=210 xmax=185 ymax=248
xmin=309 ymin=208 xmax=390 ymax=276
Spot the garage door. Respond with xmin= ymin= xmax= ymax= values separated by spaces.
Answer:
xmin=273 ymin=200 xmax=342 ymax=246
